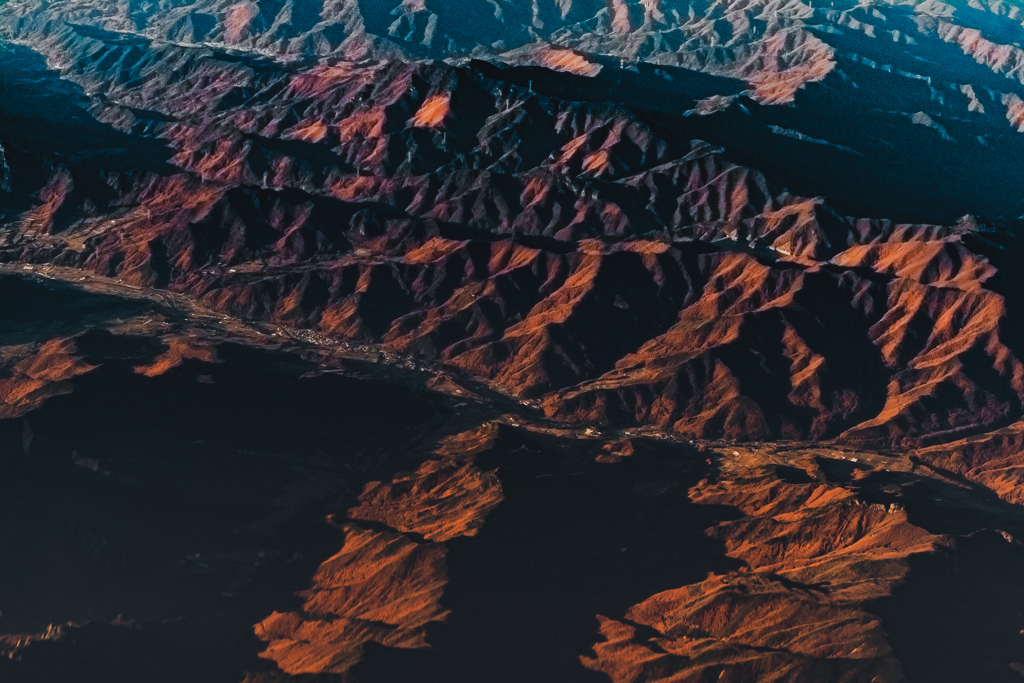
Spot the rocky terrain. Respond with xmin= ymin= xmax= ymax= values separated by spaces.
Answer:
xmin=4 ymin=0 xmax=1024 ymax=681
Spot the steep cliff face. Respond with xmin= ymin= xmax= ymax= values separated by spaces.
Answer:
xmin=5 ymin=1 xmax=1024 ymax=681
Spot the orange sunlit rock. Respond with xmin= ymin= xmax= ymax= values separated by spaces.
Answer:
xmin=255 ymin=524 xmax=448 ymax=674
xmin=409 ymin=94 xmax=451 ymax=128
xmin=0 ymin=339 xmax=95 ymax=418
xmin=535 ymin=47 xmax=603 ymax=76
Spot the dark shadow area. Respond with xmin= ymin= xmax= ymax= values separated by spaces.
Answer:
xmin=870 ymin=539 xmax=1024 ymax=683
xmin=844 ymin=465 xmax=1024 ymax=682
xmin=773 ymin=464 xmax=815 ymax=484
xmin=0 ymin=275 xmax=161 ymax=346
xmin=0 ymin=339 xmax=441 ymax=683
xmin=814 ymin=455 xmax=869 ymax=484
xmin=0 ymin=41 xmax=175 ymax=173
xmin=352 ymin=433 xmax=743 ymax=683
xmin=469 ymin=58 xmax=747 ymax=116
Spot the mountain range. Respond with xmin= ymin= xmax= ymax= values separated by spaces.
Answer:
xmin=3 ymin=1 xmax=1024 ymax=681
